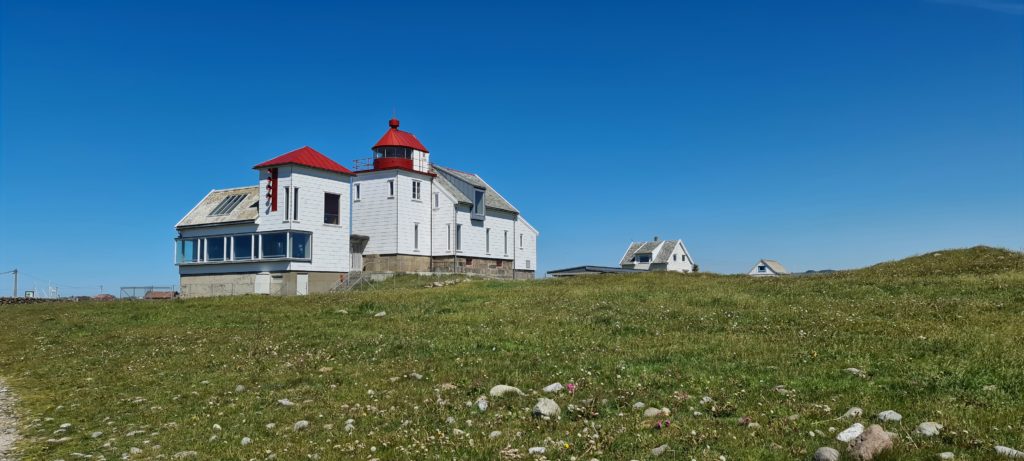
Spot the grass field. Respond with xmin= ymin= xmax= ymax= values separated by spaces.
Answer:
xmin=1 ymin=246 xmax=1022 ymax=460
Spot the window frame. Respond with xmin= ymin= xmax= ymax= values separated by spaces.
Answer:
xmin=456 ymin=224 xmax=463 ymax=252
xmin=412 ymin=180 xmax=422 ymax=201
xmin=323 ymin=192 xmax=341 ymax=225
xmin=387 ymin=179 xmax=395 ymax=198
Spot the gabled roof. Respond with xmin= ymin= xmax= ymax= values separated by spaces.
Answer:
xmin=620 ymin=239 xmax=686 ymax=265
xmin=433 ymin=165 xmax=518 ymax=214
xmin=176 ymin=186 xmax=260 ymax=229
xmin=753 ymin=259 xmax=789 ymax=275
xmin=373 ymin=118 xmax=429 ymax=153
xmin=253 ymin=146 xmax=354 ymax=175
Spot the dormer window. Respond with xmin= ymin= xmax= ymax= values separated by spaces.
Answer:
xmin=471 ymin=188 xmax=486 ymax=220
xmin=758 ymin=265 xmax=767 ymax=272
xmin=635 ymin=254 xmax=651 ymax=264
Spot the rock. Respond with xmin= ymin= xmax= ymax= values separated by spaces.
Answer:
xmin=234 ymin=384 xmax=246 ymax=393
xmin=528 ymin=446 xmax=546 ymax=455
xmin=409 ymin=373 xmax=423 ymax=380
xmin=877 ymin=410 xmax=902 ymax=422
xmin=996 ymin=446 xmax=1024 ymax=458
xmin=212 ymin=423 xmax=222 ymax=431
xmin=848 ymin=424 xmax=893 ymax=461
xmin=813 ymin=447 xmax=840 ymax=461
xmin=938 ymin=452 xmax=954 ymax=460
xmin=837 ymin=423 xmax=865 ymax=442
xmin=46 ymin=437 xmax=72 ymax=444
xmin=843 ymin=407 xmax=863 ymax=419
xmin=748 ymin=422 xmax=761 ymax=429
xmin=532 ymin=398 xmax=561 ymax=418
xmin=651 ymin=444 xmax=669 ymax=456
xmin=489 ymin=385 xmax=524 ymax=397
xmin=633 ymin=402 xmax=646 ymax=410
xmin=700 ymin=396 xmax=714 ymax=405
xmin=293 ymin=420 xmax=309 ymax=431
xmin=915 ymin=422 xmax=943 ymax=437
xmin=277 ymin=398 xmax=295 ymax=407
xmin=445 ymin=416 xmax=456 ymax=424
xmin=440 ymin=383 xmax=457 ymax=391
xmin=543 ymin=383 xmax=564 ymax=393
xmin=90 ymin=431 xmax=103 ymax=438
xmin=476 ymin=397 xmax=489 ymax=412
xmin=644 ymin=407 xmax=670 ymax=418
xmin=265 ymin=423 xmax=276 ymax=430
xmin=241 ymin=437 xmax=252 ymax=446
xmin=374 ymin=311 xmax=386 ymax=317
xmin=773 ymin=385 xmax=793 ymax=395
xmin=845 ymin=368 xmax=868 ymax=378
xmin=130 ymin=447 xmax=143 ymax=454
xmin=452 ymin=428 xmax=465 ymax=436
xmin=172 ymin=451 xmax=198 ymax=459
xmin=488 ymin=430 xmax=502 ymax=439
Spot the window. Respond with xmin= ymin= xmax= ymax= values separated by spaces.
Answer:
xmin=446 ymin=224 xmax=452 ymax=251
xmin=292 ymin=187 xmax=299 ymax=221
xmin=504 ymin=231 xmax=508 ymax=255
xmin=412 ymin=180 xmax=421 ymax=200
xmin=456 ymin=224 xmax=463 ymax=251
xmin=284 ymin=187 xmax=291 ymax=221
xmin=472 ymin=189 xmax=485 ymax=218
xmin=176 ymin=238 xmax=199 ymax=263
xmin=209 ymin=194 xmax=246 ymax=217
xmin=496 ymin=259 xmax=503 ymax=267
xmin=486 ymin=228 xmax=490 ymax=254
xmin=233 ymin=235 xmax=253 ymax=260
xmin=433 ymin=192 xmax=439 ymax=208
xmin=635 ymin=254 xmax=651 ymax=263
xmin=324 ymin=193 xmax=340 ymax=224
xmin=290 ymin=233 xmax=311 ymax=259
xmin=261 ymin=232 xmax=288 ymax=258
xmin=681 ymin=255 xmax=686 ymax=262
xmin=388 ymin=180 xmax=395 ymax=198
xmin=206 ymin=237 xmax=226 ymax=261
xmin=465 ymin=257 xmax=473 ymax=266
xmin=526 ymin=259 xmax=531 ymax=269
xmin=198 ymin=239 xmax=205 ymax=261
xmin=519 ymin=233 xmax=524 ymax=249
xmin=758 ymin=265 xmax=767 ymax=273
xmin=414 ymin=223 xmax=419 ymax=250
xmin=355 ymin=183 xmax=361 ymax=201
xmin=673 ymin=254 xmax=678 ymax=261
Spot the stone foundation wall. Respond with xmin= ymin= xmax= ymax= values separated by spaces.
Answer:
xmin=362 ymin=254 xmax=432 ymax=273
xmin=431 ymin=256 xmax=515 ymax=279
xmin=180 ymin=272 xmax=345 ymax=297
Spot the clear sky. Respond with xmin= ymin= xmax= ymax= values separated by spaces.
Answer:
xmin=1 ymin=0 xmax=1022 ymax=296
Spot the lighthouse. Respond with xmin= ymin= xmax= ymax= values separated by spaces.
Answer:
xmin=371 ymin=118 xmax=431 ymax=173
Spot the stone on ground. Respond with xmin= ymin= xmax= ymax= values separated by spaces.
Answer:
xmin=842 ymin=407 xmax=863 ymax=418
xmin=489 ymin=385 xmax=525 ymax=397
xmin=916 ymin=422 xmax=943 ymax=437
xmin=293 ymin=420 xmax=309 ymax=431
xmin=996 ymin=446 xmax=1024 ymax=458
xmin=938 ymin=452 xmax=954 ymax=460
xmin=837 ymin=423 xmax=865 ymax=443
xmin=876 ymin=410 xmax=902 ymax=422
xmin=543 ymin=383 xmax=564 ymax=393
xmin=813 ymin=447 xmax=840 ymax=461
xmin=848 ymin=424 xmax=893 ymax=461
xmin=651 ymin=444 xmax=669 ymax=456
xmin=532 ymin=398 xmax=561 ymax=418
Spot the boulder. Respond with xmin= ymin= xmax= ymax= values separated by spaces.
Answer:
xmin=813 ymin=447 xmax=840 ymax=461
xmin=489 ymin=385 xmax=524 ymax=397
xmin=837 ymin=423 xmax=865 ymax=443
xmin=848 ymin=424 xmax=893 ymax=461
xmin=842 ymin=407 xmax=863 ymax=419
xmin=915 ymin=422 xmax=943 ymax=437
xmin=996 ymin=446 xmax=1024 ymax=458
xmin=532 ymin=398 xmax=561 ymax=418
xmin=877 ymin=410 xmax=902 ymax=422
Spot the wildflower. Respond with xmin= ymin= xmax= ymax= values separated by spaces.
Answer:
xmin=566 ymin=383 xmax=577 ymax=394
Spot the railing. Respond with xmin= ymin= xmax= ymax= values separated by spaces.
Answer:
xmin=352 ymin=158 xmax=375 ymax=171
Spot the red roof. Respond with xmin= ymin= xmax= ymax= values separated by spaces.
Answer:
xmin=253 ymin=146 xmax=354 ymax=175
xmin=373 ymin=118 xmax=429 ymax=153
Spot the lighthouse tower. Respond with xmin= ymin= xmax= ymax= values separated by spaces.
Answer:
xmin=350 ymin=118 xmax=436 ymax=272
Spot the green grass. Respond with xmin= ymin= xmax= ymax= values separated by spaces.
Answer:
xmin=1 ymin=246 xmax=1022 ymax=460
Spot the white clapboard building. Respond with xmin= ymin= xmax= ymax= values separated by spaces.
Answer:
xmin=619 ymin=238 xmax=696 ymax=273
xmin=175 ymin=118 xmax=538 ymax=297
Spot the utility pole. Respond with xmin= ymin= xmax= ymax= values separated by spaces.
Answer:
xmin=12 ymin=269 xmax=17 ymax=298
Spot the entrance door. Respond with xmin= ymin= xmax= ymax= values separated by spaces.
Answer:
xmin=296 ymin=273 xmax=309 ymax=296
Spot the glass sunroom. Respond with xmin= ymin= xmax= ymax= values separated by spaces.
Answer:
xmin=175 ymin=231 xmax=312 ymax=264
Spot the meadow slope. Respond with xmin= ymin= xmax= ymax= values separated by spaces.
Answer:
xmin=0 ymin=246 xmax=1022 ymax=460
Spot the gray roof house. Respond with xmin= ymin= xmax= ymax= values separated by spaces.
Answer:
xmin=619 ymin=238 xmax=696 ymax=273
xmin=748 ymin=259 xmax=788 ymax=276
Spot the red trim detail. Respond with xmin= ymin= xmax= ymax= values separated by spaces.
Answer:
xmin=354 ymin=165 xmax=436 ymax=176
xmin=373 ymin=157 xmax=413 ymax=170
xmin=253 ymin=146 xmax=355 ymax=175
xmin=270 ymin=168 xmax=279 ymax=211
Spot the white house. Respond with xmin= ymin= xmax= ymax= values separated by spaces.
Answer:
xmin=619 ymin=238 xmax=695 ymax=272
xmin=748 ymin=259 xmax=788 ymax=276
xmin=174 ymin=118 xmax=538 ymax=297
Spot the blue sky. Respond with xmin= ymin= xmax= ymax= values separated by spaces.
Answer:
xmin=1 ymin=0 xmax=1022 ymax=295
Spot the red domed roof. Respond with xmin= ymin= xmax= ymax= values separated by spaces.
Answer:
xmin=373 ymin=118 xmax=429 ymax=153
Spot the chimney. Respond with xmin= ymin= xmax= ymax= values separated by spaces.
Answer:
xmin=653 ymin=236 xmax=659 ymax=242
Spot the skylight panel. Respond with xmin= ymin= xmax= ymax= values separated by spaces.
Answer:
xmin=209 ymin=194 xmax=246 ymax=216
